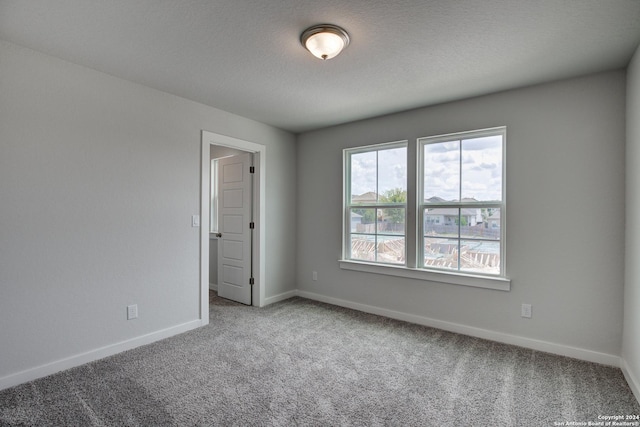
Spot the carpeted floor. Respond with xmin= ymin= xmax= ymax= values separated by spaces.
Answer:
xmin=1 ymin=292 xmax=639 ymax=426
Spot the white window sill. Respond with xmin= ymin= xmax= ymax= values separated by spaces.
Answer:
xmin=338 ymin=260 xmax=510 ymax=291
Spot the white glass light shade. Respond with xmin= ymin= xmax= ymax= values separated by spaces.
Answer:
xmin=301 ymin=24 xmax=350 ymax=60
xmin=305 ymin=32 xmax=344 ymax=60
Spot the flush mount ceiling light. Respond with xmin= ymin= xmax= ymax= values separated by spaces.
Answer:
xmin=300 ymin=24 xmax=350 ymax=60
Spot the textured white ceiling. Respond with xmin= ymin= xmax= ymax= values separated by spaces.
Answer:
xmin=1 ymin=1 xmax=639 ymax=133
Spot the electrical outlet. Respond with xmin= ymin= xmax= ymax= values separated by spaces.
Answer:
xmin=127 ymin=304 xmax=138 ymax=320
xmin=312 ymin=271 xmax=318 ymax=281
xmin=521 ymin=303 xmax=532 ymax=318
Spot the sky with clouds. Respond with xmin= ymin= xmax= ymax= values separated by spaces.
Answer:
xmin=350 ymin=146 xmax=407 ymax=198
xmin=350 ymin=135 xmax=502 ymax=202
xmin=424 ymin=135 xmax=502 ymax=202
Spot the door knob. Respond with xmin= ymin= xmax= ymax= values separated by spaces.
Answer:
xmin=216 ymin=232 xmax=222 ymax=238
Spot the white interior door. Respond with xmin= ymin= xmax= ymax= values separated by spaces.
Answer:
xmin=217 ymin=153 xmax=253 ymax=305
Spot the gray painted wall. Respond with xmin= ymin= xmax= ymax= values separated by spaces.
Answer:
xmin=624 ymin=44 xmax=640 ymax=397
xmin=296 ymin=71 xmax=626 ymax=357
xmin=0 ymin=40 xmax=296 ymax=380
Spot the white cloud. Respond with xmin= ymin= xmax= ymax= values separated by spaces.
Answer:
xmin=351 ymin=136 xmax=502 ymax=202
xmin=351 ymin=146 xmax=406 ymax=196
xmin=424 ymin=136 xmax=502 ymax=201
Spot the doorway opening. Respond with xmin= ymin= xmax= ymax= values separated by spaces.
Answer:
xmin=200 ymin=131 xmax=266 ymax=322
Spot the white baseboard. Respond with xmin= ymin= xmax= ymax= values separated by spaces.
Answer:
xmin=621 ymin=358 xmax=640 ymax=405
xmin=209 ymin=282 xmax=218 ymax=291
xmin=263 ymin=289 xmax=298 ymax=306
xmin=297 ymin=290 xmax=621 ymax=367
xmin=0 ymin=319 xmax=203 ymax=392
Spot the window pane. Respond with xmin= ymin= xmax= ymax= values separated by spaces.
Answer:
xmin=377 ymin=236 xmax=405 ymax=264
xmin=350 ymin=235 xmax=405 ymax=264
xmin=457 ymin=207 xmax=490 ymax=239
xmin=459 ymin=207 xmax=501 ymax=240
xmin=461 ymin=135 xmax=502 ymax=202
xmin=378 ymin=146 xmax=407 ymax=196
xmin=378 ymin=207 xmax=405 ymax=235
xmin=350 ymin=235 xmax=376 ymax=262
xmin=350 ymin=208 xmax=375 ymax=233
xmin=424 ymin=208 xmax=458 ymax=238
xmin=423 ymin=237 xmax=458 ymax=271
xmin=484 ymin=207 xmax=501 ymax=238
xmin=424 ymin=140 xmax=460 ymax=203
xmin=459 ymin=240 xmax=500 ymax=275
xmin=350 ymin=151 xmax=377 ymax=203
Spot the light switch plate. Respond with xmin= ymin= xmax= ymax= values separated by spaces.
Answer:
xmin=192 ymin=215 xmax=200 ymax=227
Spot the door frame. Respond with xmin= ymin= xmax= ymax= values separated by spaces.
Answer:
xmin=200 ymin=131 xmax=266 ymax=320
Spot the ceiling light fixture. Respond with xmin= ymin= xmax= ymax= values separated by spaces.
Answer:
xmin=300 ymin=24 xmax=350 ymax=60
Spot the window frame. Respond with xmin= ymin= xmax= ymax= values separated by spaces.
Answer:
xmin=343 ymin=140 xmax=408 ymax=266
xmin=418 ymin=127 xmax=506 ymax=278
xmin=340 ymin=127 xmax=510 ymax=291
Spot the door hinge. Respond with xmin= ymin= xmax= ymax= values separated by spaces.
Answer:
xmin=249 ymin=222 xmax=255 ymax=229
xmin=249 ymin=277 xmax=255 ymax=285
xmin=250 ymin=166 xmax=255 ymax=174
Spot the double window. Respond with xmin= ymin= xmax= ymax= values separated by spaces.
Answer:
xmin=343 ymin=127 xmax=507 ymax=287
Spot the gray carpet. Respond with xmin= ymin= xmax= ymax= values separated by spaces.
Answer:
xmin=1 ymin=293 xmax=639 ymax=426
